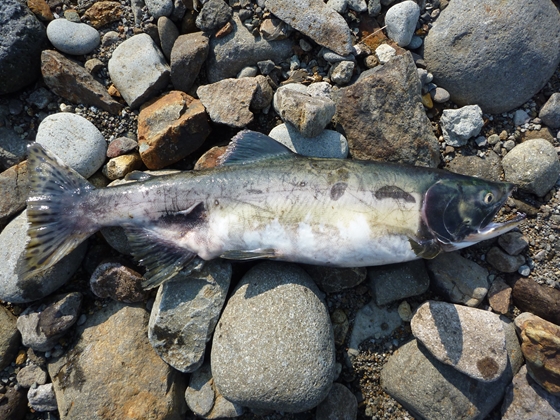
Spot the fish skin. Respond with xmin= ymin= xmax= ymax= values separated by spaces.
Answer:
xmin=21 ymin=131 xmax=522 ymax=289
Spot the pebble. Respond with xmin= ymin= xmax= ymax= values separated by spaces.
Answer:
xmin=102 ymin=153 xmax=143 ymax=180
xmin=197 ymin=77 xmax=260 ymax=128
xmin=48 ymin=301 xmax=186 ymax=419
xmin=41 ymin=50 xmax=123 ymax=115
xmin=137 ymin=90 xmax=211 ymax=169
xmin=348 ymin=300 xmax=402 ymax=353
xmin=36 ymin=112 xmax=107 ymax=178
xmin=0 ymin=161 xmax=29 ymax=227
xmin=265 ymin=0 xmax=353 ymax=56
xmin=514 ymin=312 xmax=560 ymax=396
xmin=446 ymin=151 xmax=502 ymax=181
xmin=330 ymin=60 xmax=355 ymax=85
xmin=513 ymin=277 xmax=560 ymax=326
xmin=539 ymin=92 xmax=560 ymax=128
xmin=257 ymin=59 xmax=276 ymax=75
xmin=0 ymin=0 xmax=47 ymax=94
xmin=268 ymin=123 xmax=348 ymax=158
xmin=0 ymin=306 xmax=19 ymax=370
xmin=16 ymin=364 xmax=48 ymax=388
xmin=331 ymin=309 xmax=350 ymax=346
xmin=315 ymin=383 xmax=358 ymax=420
xmin=107 ymin=137 xmax=138 ymax=158
xmin=514 ymin=109 xmax=530 ymax=126
xmin=302 ymin=266 xmax=366 ymax=294
xmin=82 ymin=1 xmax=123 ymax=28
xmin=46 ymin=18 xmax=100 ymax=55
xmin=431 ymin=86 xmax=450 ymax=103
xmin=335 ymin=53 xmax=440 ymax=167
xmin=237 ymin=66 xmax=258 ymax=78
xmin=424 ymin=0 xmax=560 ymax=113
xmin=411 ymin=301 xmax=508 ymax=381
xmin=375 ymin=43 xmax=396 ymax=64
xmin=425 ymin=252 xmax=489 ymax=306
xmin=439 ymin=104 xmax=484 ymax=147
xmin=145 ymin=0 xmax=173 ymax=19
xmin=108 ymin=33 xmax=170 ymax=109
xmin=27 ymin=383 xmax=57 ymax=412
xmin=501 ymin=365 xmax=560 ymax=419
xmin=501 ymin=138 xmax=560 ymax=197
xmin=90 ymin=261 xmax=147 ymax=303
xmin=84 ymin=58 xmax=104 ymax=74
xmin=148 ymin=260 xmax=231 ymax=373
xmin=498 ymin=231 xmax=528 ymax=256
xmin=382 ymin=321 xmax=522 ymax=420
xmin=367 ymin=260 xmax=430 ymax=306
xmin=0 ymin=211 xmax=87 ymax=304
xmin=185 ymin=363 xmax=244 ymax=418
xmin=487 ymin=246 xmax=525 ymax=273
xmin=195 ymin=0 xmax=233 ymax=32
xmin=28 ymin=0 xmax=54 ymax=22
xmin=170 ymin=32 xmax=209 ymax=93
xmin=16 ymin=292 xmax=82 ymax=352
xmin=407 ymin=35 xmax=423 ymax=49
xmin=157 ymin=16 xmax=179 ymax=61
xmin=384 ymin=0 xmax=420 ymax=47
xmin=273 ymin=85 xmax=336 ymax=137
xmin=0 ymin=127 xmax=28 ymax=170
xmin=321 ymin=49 xmax=354 ymax=63
xmin=488 ymin=278 xmax=512 ymax=315
xmin=211 ymin=262 xmax=335 ymax=412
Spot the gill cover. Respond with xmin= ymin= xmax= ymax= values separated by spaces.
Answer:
xmin=422 ymin=178 xmax=514 ymax=244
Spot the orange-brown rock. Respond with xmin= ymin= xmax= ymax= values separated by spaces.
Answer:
xmin=27 ymin=0 xmax=54 ymax=22
xmin=514 ymin=312 xmax=560 ymax=396
xmin=83 ymin=1 xmax=123 ymax=29
xmin=138 ymin=91 xmax=211 ymax=170
xmin=194 ymin=145 xmax=227 ymax=170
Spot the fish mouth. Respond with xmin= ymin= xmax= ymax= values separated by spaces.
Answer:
xmin=463 ymin=212 xmax=526 ymax=243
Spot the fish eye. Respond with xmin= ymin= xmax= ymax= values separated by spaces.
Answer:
xmin=484 ymin=192 xmax=494 ymax=204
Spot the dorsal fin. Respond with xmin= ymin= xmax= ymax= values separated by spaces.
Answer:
xmin=218 ymin=130 xmax=295 ymax=166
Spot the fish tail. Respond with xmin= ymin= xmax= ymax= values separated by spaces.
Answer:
xmin=20 ymin=144 xmax=98 ymax=279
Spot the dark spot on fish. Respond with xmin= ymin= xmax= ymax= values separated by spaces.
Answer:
xmin=247 ymin=189 xmax=263 ymax=194
xmin=374 ymin=185 xmax=415 ymax=203
xmin=300 ymin=181 xmax=306 ymax=187
xmin=214 ymin=200 xmax=219 ymax=206
xmin=160 ymin=202 xmax=207 ymax=232
xmin=330 ymin=182 xmax=347 ymax=201
xmin=476 ymin=356 xmax=499 ymax=380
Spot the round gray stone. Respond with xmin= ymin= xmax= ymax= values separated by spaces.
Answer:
xmin=424 ymin=0 xmax=560 ymax=114
xmin=36 ymin=113 xmax=107 ymax=178
xmin=145 ymin=0 xmax=173 ymax=19
xmin=440 ymin=105 xmax=484 ymax=147
xmin=539 ymin=92 xmax=560 ymax=129
xmin=211 ymin=262 xmax=335 ymax=413
xmin=315 ymin=383 xmax=358 ymax=420
xmin=27 ymin=383 xmax=57 ymax=412
xmin=46 ymin=19 xmax=100 ymax=55
xmin=502 ymin=138 xmax=560 ymax=197
xmin=385 ymin=0 xmax=420 ymax=47
xmin=0 ymin=211 xmax=87 ymax=304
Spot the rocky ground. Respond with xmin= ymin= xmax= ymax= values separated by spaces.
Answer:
xmin=1 ymin=0 xmax=560 ymax=419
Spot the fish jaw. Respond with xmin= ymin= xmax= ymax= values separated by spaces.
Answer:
xmin=442 ymin=212 xmax=526 ymax=251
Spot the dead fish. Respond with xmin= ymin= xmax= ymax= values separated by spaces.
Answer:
xmin=21 ymin=130 xmax=524 ymax=289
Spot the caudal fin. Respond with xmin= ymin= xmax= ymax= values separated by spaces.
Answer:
xmin=20 ymin=144 xmax=97 ymax=279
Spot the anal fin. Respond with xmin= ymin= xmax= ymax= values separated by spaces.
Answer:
xmin=220 ymin=248 xmax=277 ymax=261
xmin=124 ymin=225 xmax=198 ymax=289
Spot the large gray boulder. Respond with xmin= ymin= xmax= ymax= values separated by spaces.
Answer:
xmin=0 ymin=0 xmax=47 ymax=94
xmin=424 ymin=0 xmax=560 ymax=114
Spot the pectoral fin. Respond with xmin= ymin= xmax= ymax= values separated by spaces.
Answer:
xmin=408 ymin=238 xmax=442 ymax=259
xmin=220 ymin=248 xmax=277 ymax=260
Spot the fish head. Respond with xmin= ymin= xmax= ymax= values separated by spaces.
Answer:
xmin=422 ymin=177 xmax=525 ymax=248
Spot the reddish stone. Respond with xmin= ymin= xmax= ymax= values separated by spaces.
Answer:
xmin=513 ymin=277 xmax=560 ymax=326
xmin=27 ymin=0 xmax=54 ymax=22
xmin=83 ymin=1 xmax=123 ymax=29
xmin=488 ymin=278 xmax=512 ymax=315
xmin=194 ymin=145 xmax=227 ymax=170
xmin=138 ymin=91 xmax=211 ymax=170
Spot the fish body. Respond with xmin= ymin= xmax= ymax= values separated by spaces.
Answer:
xmin=22 ymin=131 xmax=524 ymax=288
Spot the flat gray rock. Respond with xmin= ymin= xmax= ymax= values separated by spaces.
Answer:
xmin=145 ymin=0 xmax=173 ymax=18
xmin=424 ymin=0 xmax=560 ymax=114
xmin=211 ymin=262 xmax=335 ymax=413
xmin=48 ymin=301 xmax=187 ymax=420
xmin=265 ymin=0 xmax=352 ymax=56
xmin=36 ymin=113 xmax=107 ymax=178
xmin=315 ymin=383 xmax=358 ymax=420
xmin=0 ymin=0 xmax=47 ymax=94
xmin=0 ymin=126 xmax=28 ymax=171
xmin=16 ymin=364 xmax=48 ymax=388
xmin=348 ymin=300 xmax=402 ymax=353
xmin=46 ymin=18 xmax=100 ymax=55
xmin=411 ymin=301 xmax=508 ymax=382
xmin=0 ymin=211 xmax=87 ymax=304
xmin=385 ymin=0 xmax=420 ymax=47
xmin=539 ymin=92 xmax=560 ymax=129
xmin=108 ymin=33 xmax=170 ymax=109
xmin=425 ymin=252 xmax=489 ymax=307
xmin=440 ymin=105 xmax=484 ymax=147
xmin=269 ymin=124 xmax=348 ymax=158
xmin=170 ymin=32 xmax=209 ymax=93
xmin=382 ymin=321 xmax=522 ymax=420
xmin=502 ymin=138 xmax=560 ymax=197
xmin=206 ymin=16 xmax=293 ymax=82
xmin=148 ymin=260 xmax=231 ymax=373
xmin=334 ymin=53 xmax=440 ymax=167
xmin=157 ymin=16 xmax=179 ymax=61
xmin=0 ymin=305 xmax=19 ymax=370
xmin=367 ymin=260 xmax=430 ymax=306
xmin=195 ymin=0 xmax=232 ymax=32
xmin=501 ymin=365 xmax=560 ymax=420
